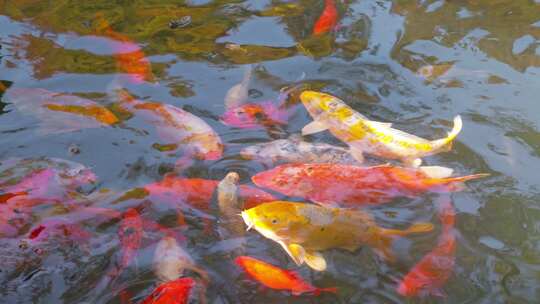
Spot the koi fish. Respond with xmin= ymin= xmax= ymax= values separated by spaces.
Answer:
xmin=300 ymin=91 xmax=462 ymax=171
xmin=94 ymin=14 xmax=155 ymax=84
xmin=141 ymin=277 xmax=197 ymax=304
xmin=154 ymin=236 xmax=208 ymax=283
xmin=216 ymin=172 xmax=246 ymax=254
xmin=235 ymin=256 xmax=337 ymax=295
xmin=221 ymin=86 xmax=294 ymax=130
xmin=313 ymin=0 xmax=339 ymax=35
xmin=115 ymin=89 xmax=223 ymax=161
xmin=241 ymin=201 xmax=433 ymax=271
xmin=4 ymin=88 xmax=119 ymax=134
xmin=224 ymin=65 xmax=252 ymax=109
xmin=118 ymin=208 xmax=143 ymax=272
xmin=397 ymin=197 xmax=456 ymax=298
xmin=252 ymin=163 xmax=488 ymax=207
xmin=240 ymin=134 xmax=361 ymax=166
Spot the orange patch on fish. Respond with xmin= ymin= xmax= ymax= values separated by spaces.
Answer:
xmin=44 ymin=103 xmax=119 ymax=125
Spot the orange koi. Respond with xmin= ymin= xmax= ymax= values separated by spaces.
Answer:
xmin=397 ymin=197 xmax=456 ymax=298
xmin=313 ymin=0 xmax=339 ymax=35
xmin=252 ymin=163 xmax=488 ymax=206
xmin=95 ymin=14 xmax=154 ymax=84
xmin=235 ymin=256 xmax=337 ymax=295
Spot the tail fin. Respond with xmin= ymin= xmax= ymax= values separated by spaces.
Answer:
xmin=314 ymin=287 xmax=338 ymax=296
xmin=430 ymin=115 xmax=463 ymax=152
xmin=434 ymin=173 xmax=489 ymax=191
xmin=373 ymin=222 xmax=434 ymax=262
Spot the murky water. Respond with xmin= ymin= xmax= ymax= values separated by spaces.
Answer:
xmin=1 ymin=1 xmax=539 ymax=303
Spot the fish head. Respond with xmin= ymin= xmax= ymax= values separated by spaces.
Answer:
xmin=251 ymin=164 xmax=310 ymax=197
xmin=221 ymin=104 xmax=266 ymax=128
xmin=300 ymin=90 xmax=342 ymax=118
xmin=241 ymin=201 xmax=308 ymax=241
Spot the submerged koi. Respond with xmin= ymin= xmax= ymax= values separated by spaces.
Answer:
xmin=4 ymin=88 xmax=119 ymax=134
xmin=221 ymin=86 xmax=295 ymax=131
xmin=94 ymin=14 xmax=154 ymax=84
xmin=224 ymin=65 xmax=252 ymax=109
xmin=313 ymin=0 xmax=339 ymax=35
xmin=241 ymin=201 xmax=433 ymax=271
xmin=300 ymin=91 xmax=462 ymax=170
xmin=154 ymin=236 xmax=208 ymax=283
xmin=235 ymin=256 xmax=337 ymax=295
xmin=252 ymin=163 xmax=488 ymax=207
xmin=115 ymin=89 xmax=223 ymax=161
xmin=118 ymin=208 xmax=143 ymax=271
xmin=26 ymin=218 xmax=92 ymax=244
xmin=397 ymin=197 xmax=456 ymax=298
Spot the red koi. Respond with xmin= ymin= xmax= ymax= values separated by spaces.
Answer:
xmin=235 ymin=256 xmax=337 ymax=295
xmin=118 ymin=208 xmax=144 ymax=271
xmin=140 ymin=277 xmax=197 ymax=304
xmin=95 ymin=14 xmax=154 ymax=84
xmin=397 ymin=197 xmax=456 ymax=298
xmin=252 ymin=163 xmax=488 ymax=206
xmin=313 ymin=0 xmax=339 ymax=35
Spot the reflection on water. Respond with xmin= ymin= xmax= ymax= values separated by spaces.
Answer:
xmin=0 ymin=0 xmax=539 ymax=303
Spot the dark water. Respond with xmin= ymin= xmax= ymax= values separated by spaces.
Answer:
xmin=0 ymin=1 xmax=539 ymax=303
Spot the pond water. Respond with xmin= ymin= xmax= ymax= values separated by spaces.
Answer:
xmin=0 ymin=1 xmax=539 ymax=303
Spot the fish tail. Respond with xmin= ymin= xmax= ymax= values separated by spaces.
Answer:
xmin=435 ymin=173 xmax=490 ymax=191
xmin=430 ymin=115 xmax=463 ymax=152
xmin=381 ymin=222 xmax=434 ymax=237
xmin=314 ymin=287 xmax=338 ymax=295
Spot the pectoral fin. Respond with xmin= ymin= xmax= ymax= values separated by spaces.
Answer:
xmin=303 ymin=250 xmax=327 ymax=271
xmin=302 ymin=120 xmax=329 ymax=135
xmin=419 ymin=166 xmax=454 ymax=178
xmin=279 ymin=241 xmax=305 ymax=266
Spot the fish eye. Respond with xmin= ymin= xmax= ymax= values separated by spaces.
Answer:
xmin=236 ymin=110 xmax=245 ymax=115
xmin=272 ymin=219 xmax=278 ymax=224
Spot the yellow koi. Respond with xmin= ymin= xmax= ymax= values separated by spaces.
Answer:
xmin=241 ymin=201 xmax=433 ymax=271
xmin=300 ymin=91 xmax=462 ymax=175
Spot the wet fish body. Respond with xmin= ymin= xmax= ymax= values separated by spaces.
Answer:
xmin=221 ymin=101 xmax=288 ymax=130
xmin=235 ymin=256 xmax=337 ymax=295
xmin=241 ymin=201 xmax=433 ymax=271
xmin=118 ymin=208 xmax=143 ymax=271
xmin=252 ymin=163 xmax=487 ymax=207
xmin=300 ymin=91 xmax=462 ymax=168
xmin=240 ymin=136 xmax=361 ymax=166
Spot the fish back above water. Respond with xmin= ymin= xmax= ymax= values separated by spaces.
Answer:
xmin=224 ymin=65 xmax=252 ymax=109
